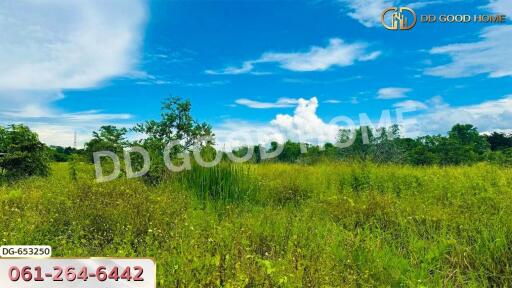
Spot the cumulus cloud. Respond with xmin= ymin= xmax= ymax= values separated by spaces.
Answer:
xmin=425 ymin=25 xmax=512 ymax=78
xmin=206 ymin=38 xmax=380 ymax=75
xmin=215 ymin=97 xmax=342 ymax=150
xmin=271 ymin=97 xmax=340 ymax=143
xmin=0 ymin=0 xmax=147 ymax=146
xmin=235 ymin=98 xmax=299 ymax=109
xmin=377 ymin=87 xmax=411 ymax=99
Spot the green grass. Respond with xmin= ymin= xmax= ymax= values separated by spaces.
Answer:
xmin=1 ymin=162 xmax=512 ymax=286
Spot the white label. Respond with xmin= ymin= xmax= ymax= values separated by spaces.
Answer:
xmin=0 ymin=258 xmax=156 ymax=288
xmin=0 ymin=246 xmax=52 ymax=258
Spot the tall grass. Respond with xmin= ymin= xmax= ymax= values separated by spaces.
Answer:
xmin=177 ymin=163 xmax=259 ymax=203
xmin=1 ymin=162 xmax=512 ymax=286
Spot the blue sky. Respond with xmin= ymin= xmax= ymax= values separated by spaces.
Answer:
xmin=0 ymin=0 xmax=511 ymax=147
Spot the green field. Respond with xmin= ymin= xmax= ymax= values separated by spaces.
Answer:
xmin=1 ymin=162 xmax=512 ymax=287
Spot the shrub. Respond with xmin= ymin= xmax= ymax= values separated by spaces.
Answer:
xmin=0 ymin=124 xmax=50 ymax=180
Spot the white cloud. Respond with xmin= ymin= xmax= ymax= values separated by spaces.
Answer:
xmin=339 ymin=0 xmax=394 ymax=27
xmin=405 ymin=95 xmax=512 ymax=137
xmin=408 ymin=1 xmax=451 ymax=9
xmin=215 ymin=97 xmax=341 ymax=149
xmin=393 ymin=100 xmax=427 ymax=110
xmin=377 ymin=87 xmax=411 ymax=99
xmin=0 ymin=0 xmax=147 ymax=146
xmin=205 ymin=62 xmax=254 ymax=75
xmin=271 ymin=97 xmax=340 ymax=144
xmin=323 ymin=98 xmax=359 ymax=104
xmin=259 ymin=39 xmax=380 ymax=72
xmin=206 ymin=38 xmax=380 ymax=75
xmin=425 ymin=25 xmax=512 ymax=78
xmin=423 ymin=0 xmax=512 ymax=79
xmin=214 ymin=120 xmax=287 ymax=151
xmin=485 ymin=0 xmax=512 ymax=17
xmin=0 ymin=0 xmax=146 ymax=90
xmin=218 ymin=94 xmax=512 ymax=149
xmin=0 ymin=91 xmax=133 ymax=147
xmin=235 ymin=98 xmax=299 ymax=109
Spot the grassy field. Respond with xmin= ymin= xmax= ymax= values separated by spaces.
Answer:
xmin=1 ymin=162 xmax=512 ymax=287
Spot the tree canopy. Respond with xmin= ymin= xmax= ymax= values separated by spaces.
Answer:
xmin=0 ymin=124 xmax=50 ymax=179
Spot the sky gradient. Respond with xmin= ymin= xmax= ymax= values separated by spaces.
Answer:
xmin=0 ymin=0 xmax=511 ymax=148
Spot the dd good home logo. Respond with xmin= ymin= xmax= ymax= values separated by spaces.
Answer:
xmin=381 ymin=7 xmax=417 ymax=30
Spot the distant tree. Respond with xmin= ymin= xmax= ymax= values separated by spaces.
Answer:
xmin=485 ymin=132 xmax=512 ymax=151
xmin=405 ymin=136 xmax=438 ymax=165
xmin=337 ymin=126 xmax=375 ymax=161
xmin=372 ymin=125 xmax=404 ymax=163
xmin=276 ymin=141 xmax=302 ymax=163
xmin=253 ymin=145 xmax=262 ymax=163
xmin=441 ymin=124 xmax=489 ymax=164
xmin=0 ymin=124 xmax=50 ymax=179
xmin=49 ymin=146 xmax=82 ymax=162
xmin=448 ymin=124 xmax=489 ymax=154
xmin=85 ymin=125 xmax=128 ymax=161
xmin=322 ymin=142 xmax=339 ymax=160
xmin=437 ymin=137 xmax=474 ymax=165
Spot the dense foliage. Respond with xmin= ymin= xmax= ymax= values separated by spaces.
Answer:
xmin=0 ymin=124 xmax=50 ymax=180
xmin=234 ymin=124 xmax=512 ymax=166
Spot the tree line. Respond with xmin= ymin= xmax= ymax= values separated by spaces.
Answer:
xmin=1 ymin=97 xmax=512 ymax=181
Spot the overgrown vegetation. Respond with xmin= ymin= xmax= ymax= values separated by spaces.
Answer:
xmin=3 ymin=98 xmax=512 ymax=286
xmin=1 ymin=162 xmax=512 ymax=286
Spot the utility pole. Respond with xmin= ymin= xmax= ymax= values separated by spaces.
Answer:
xmin=73 ymin=130 xmax=77 ymax=149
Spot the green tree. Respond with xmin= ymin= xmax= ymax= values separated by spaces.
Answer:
xmin=372 ymin=125 xmax=404 ymax=163
xmin=85 ymin=125 xmax=128 ymax=161
xmin=448 ymin=124 xmax=489 ymax=154
xmin=405 ymin=136 xmax=439 ymax=165
xmin=337 ymin=126 xmax=375 ymax=161
xmin=485 ymin=132 xmax=512 ymax=151
xmin=276 ymin=141 xmax=302 ymax=163
xmin=439 ymin=124 xmax=489 ymax=164
xmin=0 ymin=124 xmax=50 ymax=179
xmin=133 ymin=96 xmax=214 ymax=184
xmin=133 ymin=97 xmax=213 ymax=148
xmin=49 ymin=146 xmax=82 ymax=162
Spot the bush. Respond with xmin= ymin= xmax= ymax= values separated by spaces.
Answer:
xmin=0 ymin=124 xmax=50 ymax=180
